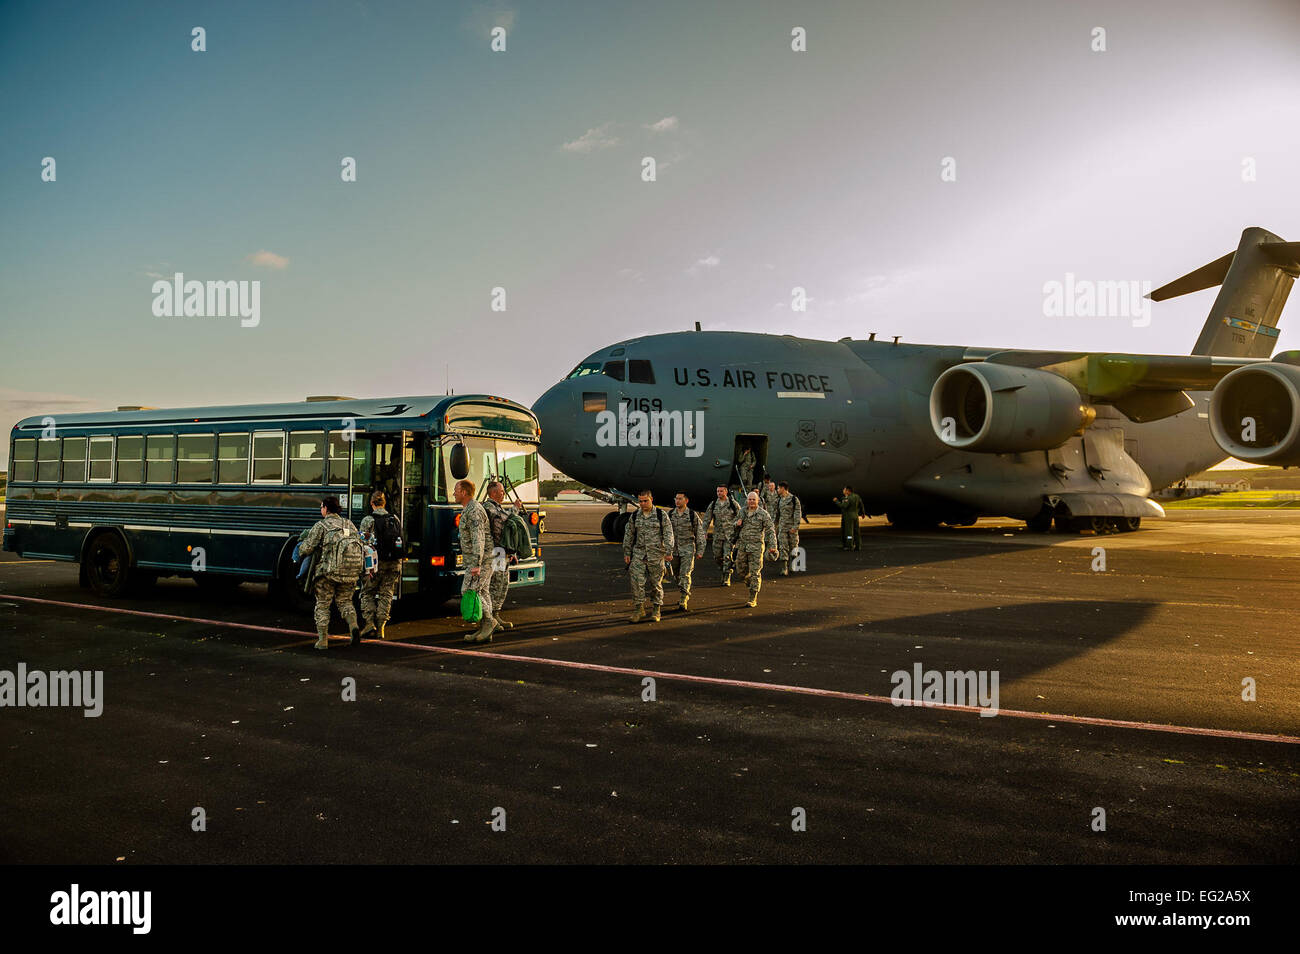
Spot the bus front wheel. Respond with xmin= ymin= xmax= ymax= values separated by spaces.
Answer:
xmin=85 ymin=532 xmax=133 ymax=598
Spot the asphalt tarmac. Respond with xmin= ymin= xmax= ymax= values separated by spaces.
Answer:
xmin=1 ymin=504 xmax=1296 ymax=863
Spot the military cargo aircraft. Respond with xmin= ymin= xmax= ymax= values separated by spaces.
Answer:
xmin=532 ymin=227 xmax=1300 ymax=540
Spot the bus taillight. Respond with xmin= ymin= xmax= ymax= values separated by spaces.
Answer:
xmin=529 ymin=512 xmax=538 ymax=525
xmin=430 ymin=556 xmax=445 ymax=567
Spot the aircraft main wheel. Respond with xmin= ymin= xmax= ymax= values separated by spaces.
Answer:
xmin=613 ymin=512 xmax=631 ymax=542
xmin=1026 ymin=510 xmax=1054 ymax=533
xmin=1121 ymin=517 xmax=1141 ymax=532
xmin=887 ymin=511 xmax=940 ymax=531
xmin=600 ymin=511 xmax=619 ymax=541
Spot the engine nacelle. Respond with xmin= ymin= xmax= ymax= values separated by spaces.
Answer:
xmin=929 ymin=363 xmax=1091 ymax=453
xmin=1210 ymin=362 xmax=1300 ymax=465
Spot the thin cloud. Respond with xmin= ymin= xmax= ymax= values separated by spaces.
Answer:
xmin=562 ymin=123 xmax=619 ymax=153
xmin=686 ymin=254 xmax=721 ymax=276
xmin=246 ymin=250 xmax=290 ymax=269
xmin=645 ymin=116 xmax=679 ymax=133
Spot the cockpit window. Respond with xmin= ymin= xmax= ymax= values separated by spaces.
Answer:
xmin=566 ymin=362 xmax=602 ymax=379
xmin=603 ymin=360 xmax=625 ymax=381
xmin=628 ymin=359 xmax=655 ymax=384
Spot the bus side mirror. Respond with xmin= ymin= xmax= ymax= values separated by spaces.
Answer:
xmin=449 ymin=443 xmax=469 ymax=481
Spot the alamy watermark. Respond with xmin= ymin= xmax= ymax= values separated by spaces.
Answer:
xmin=890 ymin=662 xmax=999 ymax=717
xmin=595 ymin=403 xmax=704 ymax=458
xmin=151 ymin=272 xmax=260 ymax=328
xmin=0 ymin=664 xmax=103 ymax=717
xmin=1043 ymin=274 xmax=1152 ymax=328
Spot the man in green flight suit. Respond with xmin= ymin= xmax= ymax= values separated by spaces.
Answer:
xmin=833 ymin=485 xmax=867 ymax=550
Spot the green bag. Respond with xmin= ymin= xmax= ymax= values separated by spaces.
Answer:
xmin=461 ymin=589 xmax=482 ymax=624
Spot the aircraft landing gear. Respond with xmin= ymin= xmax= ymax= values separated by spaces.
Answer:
xmin=1025 ymin=509 xmax=1054 ymax=533
xmin=602 ymin=510 xmax=632 ymax=542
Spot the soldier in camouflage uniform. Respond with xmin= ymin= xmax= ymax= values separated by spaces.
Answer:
xmin=622 ymin=490 xmax=674 ymax=623
xmin=736 ymin=445 xmax=757 ymax=491
xmin=296 ymin=495 xmax=362 ymax=650
xmin=731 ymin=491 xmax=778 ymax=607
xmin=454 ymin=479 xmax=496 ymax=642
xmin=359 ymin=491 xmax=401 ymax=640
xmin=483 ymin=480 xmax=520 ymax=634
xmin=702 ymin=485 xmax=743 ymax=585
xmin=760 ymin=477 xmax=779 ymax=518
xmin=668 ymin=491 xmax=706 ymax=612
xmin=774 ymin=480 xmax=803 ymax=576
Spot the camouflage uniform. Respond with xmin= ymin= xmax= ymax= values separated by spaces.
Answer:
xmin=732 ymin=506 xmax=778 ymax=604
xmin=623 ymin=507 xmax=674 ymax=609
xmin=760 ymin=484 xmax=779 ymax=517
xmin=736 ymin=447 xmax=757 ymax=489
xmin=774 ymin=492 xmax=803 ymax=573
xmin=458 ymin=498 xmax=495 ymax=622
xmin=359 ymin=507 xmax=401 ymax=632
xmin=668 ymin=505 xmax=706 ymax=606
xmin=483 ymin=497 xmax=516 ymax=621
xmin=297 ymin=513 xmax=361 ymax=640
xmin=702 ymin=494 xmax=743 ymax=581
xmin=836 ymin=493 xmax=866 ymax=550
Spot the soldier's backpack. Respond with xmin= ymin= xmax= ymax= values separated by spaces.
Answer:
xmin=371 ymin=511 xmax=405 ymax=562
xmin=629 ymin=508 xmax=669 ymax=548
xmin=500 ymin=512 xmax=533 ymax=560
xmin=323 ymin=520 xmax=365 ymax=582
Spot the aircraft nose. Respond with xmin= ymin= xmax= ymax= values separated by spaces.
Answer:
xmin=532 ymin=383 xmax=577 ymax=469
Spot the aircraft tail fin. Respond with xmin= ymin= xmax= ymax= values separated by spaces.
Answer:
xmin=1148 ymin=227 xmax=1300 ymax=358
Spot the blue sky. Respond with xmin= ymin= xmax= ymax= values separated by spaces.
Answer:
xmin=3 ymin=0 xmax=1299 ymax=468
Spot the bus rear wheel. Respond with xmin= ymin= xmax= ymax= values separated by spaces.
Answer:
xmin=85 ymin=532 xmax=133 ymax=598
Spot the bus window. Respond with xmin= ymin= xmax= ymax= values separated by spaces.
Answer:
xmin=177 ymin=435 xmax=215 ymax=483
xmin=116 ymin=436 xmax=144 ymax=483
xmin=11 ymin=439 xmax=35 ymax=482
xmin=218 ymin=433 xmax=250 ymax=483
xmin=88 ymin=436 xmax=113 ymax=481
xmin=252 ymin=432 xmax=285 ymax=483
xmin=61 ymin=437 xmax=87 ymax=482
xmin=629 ymin=360 xmax=655 ymax=384
xmin=146 ymin=436 xmax=175 ymax=483
xmin=429 ymin=443 xmax=446 ymax=502
xmin=37 ymin=438 xmax=60 ymax=482
xmin=327 ymin=431 xmax=350 ymax=485
xmin=288 ymin=431 xmax=326 ymax=485
xmin=497 ymin=439 xmax=539 ymax=504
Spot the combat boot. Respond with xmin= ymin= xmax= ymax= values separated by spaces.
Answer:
xmin=629 ymin=604 xmax=646 ymax=623
xmin=495 ymin=615 xmax=514 ymax=630
xmin=678 ymin=596 xmax=690 ymax=612
xmin=472 ymin=619 xmax=495 ymax=643
xmin=349 ymin=625 xmax=362 ymax=647
xmin=721 ymin=572 xmax=732 ymax=587
xmin=746 ymin=591 xmax=758 ymax=608
xmin=377 ymin=621 xmax=387 ymax=640
xmin=649 ymin=605 xmax=661 ymax=622
xmin=314 ymin=635 xmax=329 ymax=650
xmin=780 ymin=561 xmax=789 ymax=577
xmin=359 ymin=619 xmax=376 ymax=637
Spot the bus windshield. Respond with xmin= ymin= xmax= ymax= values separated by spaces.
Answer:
xmin=440 ymin=435 xmax=540 ymax=504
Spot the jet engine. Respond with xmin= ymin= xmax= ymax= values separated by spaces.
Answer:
xmin=929 ymin=363 xmax=1093 ymax=453
xmin=1209 ymin=362 xmax=1300 ymax=465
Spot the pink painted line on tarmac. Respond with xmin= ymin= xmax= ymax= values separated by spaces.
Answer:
xmin=5 ymin=592 xmax=1298 ymax=745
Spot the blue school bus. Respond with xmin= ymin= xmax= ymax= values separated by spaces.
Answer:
xmin=2 ymin=394 xmax=545 ymax=606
